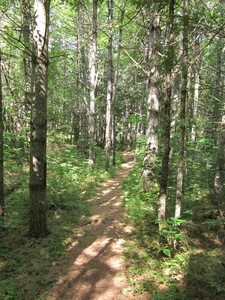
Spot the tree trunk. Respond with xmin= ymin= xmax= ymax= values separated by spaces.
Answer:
xmin=158 ymin=0 xmax=175 ymax=231
xmin=28 ymin=0 xmax=50 ymax=238
xmin=105 ymin=0 xmax=114 ymax=170
xmin=212 ymin=3 xmax=224 ymax=142
xmin=22 ymin=0 xmax=32 ymax=110
xmin=214 ymin=0 xmax=225 ymax=215
xmin=142 ymin=9 xmax=160 ymax=191
xmin=111 ymin=2 xmax=125 ymax=166
xmin=191 ymin=37 xmax=201 ymax=142
xmin=0 ymin=49 xmax=4 ymax=230
xmin=22 ymin=0 xmax=32 ymax=153
xmin=89 ymin=0 xmax=98 ymax=167
xmin=175 ymin=0 xmax=189 ymax=219
xmin=77 ymin=5 xmax=88 ymax=151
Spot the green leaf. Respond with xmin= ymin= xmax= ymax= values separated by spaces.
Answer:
xmin=122 ymin=288 xmax=128 ymax=295
xmin=163 ymin=248 xmax=171 ymax=257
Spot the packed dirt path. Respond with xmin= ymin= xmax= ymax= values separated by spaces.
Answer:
xmin=46 ymin=152 xmax=149 ymax=300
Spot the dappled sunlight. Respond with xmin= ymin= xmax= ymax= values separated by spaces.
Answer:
xmin=43 ymin=153 xmax=142 ymax=300
xmin=113 ymin=201 xmax=123 ymax=207
xmin=124 ymin=226 xmax=134 ymax=234
xmin=72 ymin=237 xmax=111 ymax=267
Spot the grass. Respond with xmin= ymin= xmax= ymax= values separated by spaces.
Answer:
xmin=0 ymin=145 xmax=123 ymax=300
xmin=121 ymin=150 xmax=225 ymax=300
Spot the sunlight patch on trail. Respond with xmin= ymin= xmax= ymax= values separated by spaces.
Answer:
xmin=72 ymin=237 xmax=111 ymax=268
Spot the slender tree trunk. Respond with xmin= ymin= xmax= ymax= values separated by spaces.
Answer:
xmin=22 ymin=0 xmax=32 ymax=152
xmin=214 ymin=0 xmax=225 ymax=215
xmin=89 ymin=0 xmax=98 ymax=167
xmin=212 ymin=2 xmax=224 ymax=141
xmin=158 ymin=0 xmax=175 ymax=231
xmin=175 ymin=0 xmax=189 ymax=219
xmin=191 ymin=37 xmax=201 ymax=142
xmin=112 ymin=2 xmax=125 ymax=166
xmin=214 ymin=111 xmax=225 ymax=214
xmin=138 ymin=25 xmax=151 ymax=139
xmin=142 ymin=8 xmax=160 ymax=191
xmin=78 ymin=6 xmax=88 ymax=151
xmin=105 ymin=0 xmax=113 ymax=170
xmin=0 ymin=49 xmax=4 ymax=230
xmin=28 ymin=0 xmax=50 ymax=238
xmin=22 ymin=0 xmax=32 ymax=109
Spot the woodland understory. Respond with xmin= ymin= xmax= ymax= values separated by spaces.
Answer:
xmin=1 ymin=147 xmax=225 ymax=299
xmin=1 ymin=0 xmax=225 ymax=299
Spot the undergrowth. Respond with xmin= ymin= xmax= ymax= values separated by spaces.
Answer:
xmin=122 ymin=147 xmax=225 ymax=300
xmin=0 ymin=146 xmax=123 ymax=300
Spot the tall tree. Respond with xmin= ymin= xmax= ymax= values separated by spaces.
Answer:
xmin=22 ymin=0 xmax=32 ymax=110
xmin=190 ymin=36 xmax=201 ymax=142
xmin=0 ymin=47 xmax=4 ymax=230
xmin=105 ymin=0 xmax=113 ymax=170
xmin=77 ymin=4 xmax=88 ymax=151
xmin=175 ymin=0 xmax=189 ymax=218
xmin=158 ymin=0 xmax=175 ymax=231
xmin=89 ymin=0 xmax=98 ymax=167
xmin=111 ymin=2 xmax=125 ymax=166
xmin=28 ymin=0 xmax=50 ymax=238
xmin=213 ymin=0 xmax=225 ymax=216
xmin=141 ymin=5 xmax=160 ymax=191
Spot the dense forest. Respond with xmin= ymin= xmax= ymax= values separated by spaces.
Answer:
xmin=1 ymin=0 xmax=225 ymax=299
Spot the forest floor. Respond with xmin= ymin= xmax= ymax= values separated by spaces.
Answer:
xmin=3 ymin=150 xmax=225 ymax=299
xmin=44 ymin=152 xmax=149 ymax=300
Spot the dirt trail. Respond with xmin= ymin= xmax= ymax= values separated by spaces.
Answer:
xmin=46 ymin=152 xmax=149 ymax=300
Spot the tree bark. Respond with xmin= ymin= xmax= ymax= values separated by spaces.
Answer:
xmin=28 ymin=0 xmax=50 ymax=238
xmin=142 ymin=8 xmax=160 ymax=191
xmin=105 ymin=0 xmax=114 ymax=170
xmin=175 ymin=0 xmax=189 ymax=219
xmin=89 ymin=0 xmax=98 ymax=167
xmin=158 ymin=0 xmax=175 ymax=231
xmin=191 ymin=37 xmax=201 ymax=142
xmin=22 ymin=0 xmax=32 ymax=109
xmin=78 ymin=6 xmax=88 ymax=151
xmin=214 ymin=0 xmax=225 ymax=215
xmin=0 ymin=48 xmax=4 ymax=230
xmin=111 ymin=2 xmax=125 ymax=166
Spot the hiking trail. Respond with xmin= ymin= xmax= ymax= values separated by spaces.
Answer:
xmin=46 ymin=152 xmax=149 ymax=300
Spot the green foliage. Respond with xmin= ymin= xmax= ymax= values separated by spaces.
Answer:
xmin=0 ymin=146 xmax=122 ymax=299
xmin=160 ymin=217 xmax=187 ymax=255
xmin=1 ymin=0 xmax=225 ymax=298
xmin=0 ymin=280 xmax=24 ymax=300
xmin=122 ymin=149 xmax=225 ymax=298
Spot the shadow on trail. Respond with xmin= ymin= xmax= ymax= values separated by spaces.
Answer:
xmin=49 ymin=236 xmax=119 ymax=299
xmin=44 ymin=153 xmax=137 ymax=300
